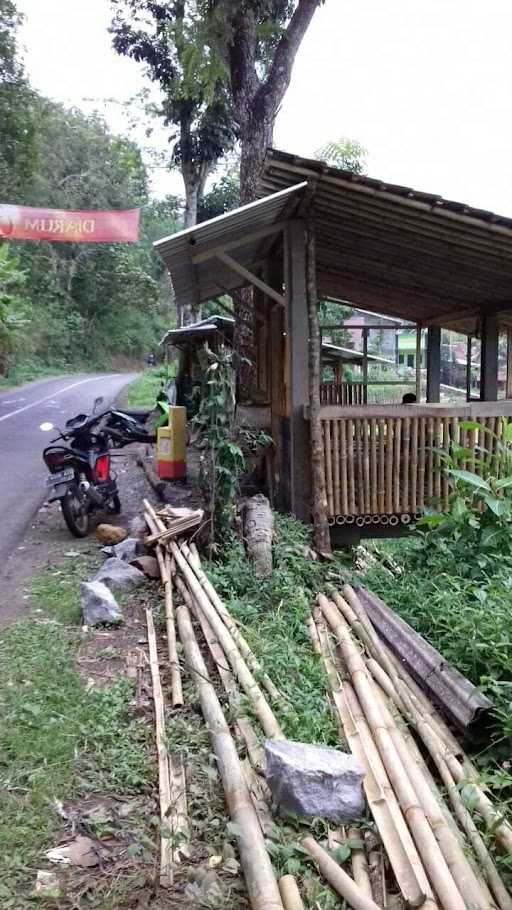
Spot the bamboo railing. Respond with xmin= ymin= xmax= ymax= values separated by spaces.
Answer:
xmin=320 ymin=381 xmax=366 ymax=405
xmin=320 ymin=404 xmax=512 ymax=522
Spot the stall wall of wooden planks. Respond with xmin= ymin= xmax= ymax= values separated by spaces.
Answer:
xmin=321 ymin=411 xmax=510 ymax=520
xmin=320 ymin=382 xmax=366 ymax=406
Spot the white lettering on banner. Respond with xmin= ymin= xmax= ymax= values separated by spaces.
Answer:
xmin=25 ymin=218 xmax=40 ymax=231
xmin=23 ymin=217 xmax=97 ymax=234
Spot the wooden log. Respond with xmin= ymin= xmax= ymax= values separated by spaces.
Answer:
xmin=171 ymin=543 xmax=283 ymax=739
xmin=136 ymin=454 xmax=167 ymax=500
xmin=243 ymin=494 xmax=274 ymax=575
xmin=302 ymin=837 xmax=386 ymax=910
xmin=145 ymin=608 xmax=173 ymax=887
xmin=178 ymin=542 xmax=282 ymax=702
xmin=163 ymin=554 xmax=183 ymax=708
xmin=318 ymin=596 xmax=466 ymax=910
xmin=278 ymin=875 xmax=305 ymax=910
xmin=175 ymin=598 xmax=284 ymax=910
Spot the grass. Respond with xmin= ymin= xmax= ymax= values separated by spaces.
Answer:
xmin=0 ymin=554 xmax=153 ymax=908
xmin=126 ymin=365 xmax=175 ymax=408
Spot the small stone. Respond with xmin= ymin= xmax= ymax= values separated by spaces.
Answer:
xmin=131 ymin=555 xmax=160 ymax=578
xmin=33 ymin=870 xmax=61 ymax=899
xmin=130 ymin=515 xmax=147 ymax=538
xmin=265 ymin=739 xmax=365 ymax=823
xmin=93 ymin=557 xmax=145 ymax=593
xmin=95 ymin=524 xmax=127 ymax=545
xmin=101 ymin=537 xmax=141 ymax=562
xmin=80 ymin=581 xmax=123 ymax=626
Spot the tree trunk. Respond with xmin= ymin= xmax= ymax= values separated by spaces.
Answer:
xmin=306 ymin=224 xmax=331 ymax=557
xmin=180 ymin=166 xmax=201 ymax=326
xmin=242 ymin=494 xmax=273 ymax=575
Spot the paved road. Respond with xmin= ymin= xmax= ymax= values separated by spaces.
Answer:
xmin=0 ymin=372 xmax=136 ymax=565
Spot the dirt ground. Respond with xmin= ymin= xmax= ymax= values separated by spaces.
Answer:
xmin=0 ymin=444 xmax=203 ymax=626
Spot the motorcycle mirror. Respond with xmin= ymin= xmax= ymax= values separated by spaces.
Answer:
xmin=92 ymin=396 xmax=104 ymax=414
xmin=40 ymin=421 xmax=54 ymax=432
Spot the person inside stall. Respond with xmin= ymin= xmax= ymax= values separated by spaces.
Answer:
xmin=402 ymin=392 xmax=417 ymax=404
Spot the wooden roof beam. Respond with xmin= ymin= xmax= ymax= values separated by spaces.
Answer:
xmin=191 ymin=220 xmax=286 ymax=264
xmin=216 ymin=251 xmax=285 ymax=308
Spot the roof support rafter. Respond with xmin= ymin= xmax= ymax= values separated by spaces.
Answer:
xmin=216 ymin=251 xmax=285 ymax=308
xmin=191 ymin=221 xmax=286 ymax=264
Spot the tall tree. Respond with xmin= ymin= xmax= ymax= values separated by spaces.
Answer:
xmin=110 ymin=1 xmax=235 ymax=227
xmin=206 ymin=0 xmax=324 ymax=391
xmin=316 ymin=136 xmax=367 ymax=174
xmin=0 ymin=0 xmax=37 ymax=200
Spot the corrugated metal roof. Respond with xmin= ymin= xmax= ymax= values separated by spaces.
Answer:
xmin=260 ymin=149 xmax=512 ymax=334
xmin=154 ymin=182 xmax=307 ymax=313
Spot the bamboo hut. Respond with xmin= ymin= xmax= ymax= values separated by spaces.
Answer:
xmin=155 ymin=150 xmax=512 ymax=542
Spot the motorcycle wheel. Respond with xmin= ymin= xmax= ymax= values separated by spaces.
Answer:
xmin=61 ymin=488 xmax=89 ymax=538
xmin=109 ymin=494 xmax=122 ymax=515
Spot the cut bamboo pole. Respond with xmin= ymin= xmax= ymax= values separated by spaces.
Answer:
xmin=442 ymin=418 xmax=450 ymax=510
xmin=302 ymin=837 xmax=384 ymax=910
xmin=378 ymin=418 xmax=385 ymax=514
xmin=324 ymin=420 xmax=334 ymax=518
xmin=357 ymin=420 xmax=365 ymax=515
xmin=402 ymin=417 xmax=410 ymax=514
xmin=278 ymin=874 xmax=305 ymax=910
xmin=418 ymin=417 xmax=426 ymax=510
xmin=168 ymin=753 xmax=190 ymax=864
xmin=348 ymin=826 xmax=373 ymax=901
xmin=175 ymin=599 xmax=284 ymax=910
xmin=370 ymin=418 xmax=378 ymax=515
xmin=145 ymin=608 xmax=173 ymax=887
xmin=348 ymin=418 xmax=356 ymax=514
xmin=163 ymin=553 xmax=183 ymax=707
xmin=335 ymin=590 xmax=512 ymax=903
xmin=411 ymin=417 xmax=418 ymax=515
xmin=189 ymin=542 xmax=201 ymax=567
xmin=171 ymin=543 xmax=283 ymax=739
xmin=434 ymin=418 xmax=442 ymax=502
xmin=427 ymin=418 xmax=434 ymax=501
xmin=311 ymin=610 xmax=434 ymax=910
xmin=393 ymin=419 xmax=402 ymax=514
xmin=334 ymin=418 xmax=342 ymax=516
xmin=144 ymin=511 xmax=169 ymax=585
xmin=385 ymin=419 xmax=393 ymax=514
xmin=241 ymin=756 xmax=275 ymax=836
xmin=318 ymin=596 xmax=466 ymax=910
xmin=363 ymin=420 xmax=371 ymax=515
xmin=177 ymin=542 xmax=282 ymax=703
xmin=179 ymin=575 xmax=265 ymax=772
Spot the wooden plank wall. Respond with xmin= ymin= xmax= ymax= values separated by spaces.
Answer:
xmin=320 ymin=382 xmax=366 ymax=406
xmin=322 ymin=414 xmax=508 ymax=521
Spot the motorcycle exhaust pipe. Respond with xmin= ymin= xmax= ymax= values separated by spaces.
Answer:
xmin=80 ymin=480 xmax=104 ymax=507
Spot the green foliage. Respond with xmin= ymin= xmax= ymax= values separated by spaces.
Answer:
xmin=194 ymin=345 xmax=243 ymax=535
xmin=197 ymin=166 xmax=240 ymax=222
xmin=316 ymin=136 xmax=367 ymax=174
xmin=0 ymin=243 xmax=30 ymax=372
xmin=418 ymin=419 xmax=512 ymax=563
xmin=127 ymin=363 xmax=176 ymax=406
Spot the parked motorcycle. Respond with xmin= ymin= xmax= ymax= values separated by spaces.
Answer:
xmin=40 ymin=397 xmax=121 ymax=538
xmin=105 ymin=381 xmax=173 ymax=445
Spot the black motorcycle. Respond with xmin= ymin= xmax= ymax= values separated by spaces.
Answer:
xmin=40 ymin=397 xmax=121 ymax=538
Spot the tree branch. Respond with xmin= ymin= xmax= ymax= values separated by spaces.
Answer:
xmin=260 ymin=0 xmax=322 ymax=114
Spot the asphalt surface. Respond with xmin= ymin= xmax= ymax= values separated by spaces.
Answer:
xmin=0 ymin=372 xmax=137 ymax=566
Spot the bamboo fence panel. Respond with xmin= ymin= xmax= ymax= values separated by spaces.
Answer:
xmin=320 ymin=382 xmax=366 ymax=406
xmin=320 ymin=413 xmax=512 ymax=521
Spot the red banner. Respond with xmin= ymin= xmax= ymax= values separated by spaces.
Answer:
xmin=0 ymin=204 xmax=140 ymax=243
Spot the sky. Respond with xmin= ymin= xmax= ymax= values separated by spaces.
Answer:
xmin=16 ymin=0 xmax=512 ymax=215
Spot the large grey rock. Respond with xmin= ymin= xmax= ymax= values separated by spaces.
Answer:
xmin=93 ymin=557 xmax=145 ymax=593
xmin=265 ymin=739 xmax=365 ymax=822
xmin=81 ymin=581 xmax=123 ymax=626
xmin=101 ymin=537 xmax=141 ymax=562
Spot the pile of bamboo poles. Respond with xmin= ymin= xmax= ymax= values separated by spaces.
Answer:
xmin=309 ymin=586 xmax=512 ymax=910
xmin=143 ymin=500 xmax=390 ymax=910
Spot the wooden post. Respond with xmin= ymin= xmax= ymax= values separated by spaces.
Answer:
xmin=362 ymin=327 xmax=369 ymax=404
xmin=506 ymin=330 xmax=512 ymax=399
xmin=285 ymin=220 xmax=312 ymax=521
xmin=426 ymin=326 xmax=441 ymax=403
xmin=466 ymin=335 xmax=472 ymax=401
xmin=306 ymin=223 xmax=331 ymax=556
xmin=480 ymin=315 xmax=499 ymax=401
xmin=415 ymin=324 xmax=422 ymax=402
